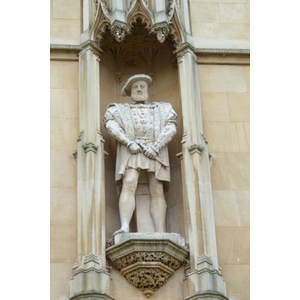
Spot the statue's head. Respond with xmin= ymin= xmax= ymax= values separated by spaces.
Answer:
xmin=121 ymin=74 xmax=152 ymax=103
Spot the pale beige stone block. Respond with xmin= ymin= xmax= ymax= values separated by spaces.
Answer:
xmin=50 ymin=61 xmax=79 ymax=89
xmin=221 ymin=265 xmax=250 ymax=300
xmin=219 ymin=3 xmax=250 ymax=24
xmin=50 ymin=0 xmax=53 ymax=19
xmin=50 ymin=188 xmax=77 ymax=223
xmin=199 ymin=65 xmax=247 ymax=93
xmin=50 ymin=119 xmax=79 ymax=149
xmin=216 ymin=227 xmax=249 ymax=265
xmin=210 ymin=153 xmax=230 ymax=190
xmin=50 ymin=89 xmax=79 ymax=119
xmin=212 ymin=190 xmax=250 ymax=226
xmin=227 ymin=153 xmax=250 ymax=190
xmin=51 ymin=150 xmax=77 ymax=188
xmin=50 ymin=150 xmax=56 ymax=188
xmin=50 ymin=223 xmax=77 ymax=263
xmin=234 ymin=121 xmax=250 ymax=152
xmin=201 ymin=92 xmax=229 ymax=121
xmin=204 ymin=122 xmax=249 ymax=152
xmin=50 ymin=19 xmax=81 ymax=45
xmin=190 ymin=3 xmax=219 ymax=24
xmin=192 ymin=23 xmax=249 ymax=41
xmin=52 ymin=0 xmax=81 ymax=20
xmin=51 ymin=262 xmax=73 ymax=300
xmin=244 ymin=65 xmax=250 ymax=92
xmin=194 ymin=36 xmax=250 ymax=49
xmin=228 ymin=92 xmax=250 ymax=121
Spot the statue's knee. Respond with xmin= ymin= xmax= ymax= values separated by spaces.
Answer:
xmin=149 ymin=183 xmax=164 ymax=197
xmin=123 ymin=177 xmax=137 ymax=192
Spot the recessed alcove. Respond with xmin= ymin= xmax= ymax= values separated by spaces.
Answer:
xmin=99 ymin=22 xmax=185 ymax=239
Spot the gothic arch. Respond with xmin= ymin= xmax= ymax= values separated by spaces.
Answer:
xmin=126 ymin=0 xmax=154 ymax=29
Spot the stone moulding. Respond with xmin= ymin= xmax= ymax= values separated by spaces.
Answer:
xmin=185 ymin=291 xmax=229 ymax=300
xmin=106 ymin=233 xmax=189 ymax=297
xmin=70 ymin=291 xmax=115 ymax=300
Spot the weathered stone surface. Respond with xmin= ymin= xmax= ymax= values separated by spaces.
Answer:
xmin=106 ymin=233 xmax=189 ymax=297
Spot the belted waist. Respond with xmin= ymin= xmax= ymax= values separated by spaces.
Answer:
xmin=134 ymin=136 xmax=154 ymax=140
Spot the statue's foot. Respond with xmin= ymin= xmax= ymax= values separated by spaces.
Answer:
xmin=113 ymin=228 xmax=129 ymax=236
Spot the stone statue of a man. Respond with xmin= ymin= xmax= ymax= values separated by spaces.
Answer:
xmin=104 ymin=74 xmax=177 ymax=234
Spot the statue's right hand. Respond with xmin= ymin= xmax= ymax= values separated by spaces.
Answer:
xmin=128 ymin=142 xmax=141 ymax=154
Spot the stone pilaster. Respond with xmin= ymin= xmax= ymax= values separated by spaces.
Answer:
xmin=69 ymin=42 xmax=114 ymax=300
xmin=175 ymin=43 xmax=227 ymax=300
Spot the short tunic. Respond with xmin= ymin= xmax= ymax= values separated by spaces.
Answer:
xmin=104 ymin=102 xmax=177 ymax=184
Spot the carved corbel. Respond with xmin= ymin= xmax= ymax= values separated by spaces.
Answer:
xmin=150 ymin=23 xmax=170 ymax=43
xmin=110 ymin=21 xmax=131 ymax=42
xmin=106 ymin=233 xmax=189 ymax=298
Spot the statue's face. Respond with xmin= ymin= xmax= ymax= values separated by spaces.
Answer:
xmin=131 ymin=80 xmax=149 ymax=103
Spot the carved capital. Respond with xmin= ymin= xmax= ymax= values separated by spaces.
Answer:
xmin=110 ymin=21 xmax=130 ymax=42
xmin=78 ymin=41 xmax=103 ymax=59
xmin=174 ymin=43 xmax=197 ymax=63
xmin=150 ymin=23 xmax=170 ymax=43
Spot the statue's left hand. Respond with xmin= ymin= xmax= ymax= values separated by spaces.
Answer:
xmin=144 ymin=146 xmax=157 ymax=159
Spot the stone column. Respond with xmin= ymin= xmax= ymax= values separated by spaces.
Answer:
xmin=69 ymin=42 xmax=114 ymax=300
xmin=175 ymin=44 xmax=228 ymax=300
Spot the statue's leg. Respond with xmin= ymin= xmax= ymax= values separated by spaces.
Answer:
xmin=147 ymin=172 xmax=167 ymax=233
xmin=118 ymin=168 xmax=140 ymax=233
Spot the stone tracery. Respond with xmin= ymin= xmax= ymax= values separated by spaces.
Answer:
xmin=93 ymin=0 xmax=183 ymax=45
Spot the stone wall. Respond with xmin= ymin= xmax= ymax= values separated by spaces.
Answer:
xmin=50 ymin=1 xmax=250 ymax=299
xmin=50 ymin=0 xmax=81 ymax=45
xmin=190 ymin=0 xmax=250 ymax=49
xmin=50 ymin=60 xmax=79 ymax=300
xmin=199 ymin=64 xmax=250 ymax=300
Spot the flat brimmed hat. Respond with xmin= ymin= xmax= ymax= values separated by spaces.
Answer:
xmin=121 ymin=74 xmax=152 ymax=97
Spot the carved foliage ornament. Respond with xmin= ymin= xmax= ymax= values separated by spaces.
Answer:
xmin=150 ymin=23 xmax=170 ymax=43
xmin=106 ymin=236 xmax=189 ymax=297
xmin=110 ymin=21 xmax=131 ymax=42
xmin=121 ymin=262 xmax=174 ymax=298
xmin=113 ymin=251 xmax=181 ymax=270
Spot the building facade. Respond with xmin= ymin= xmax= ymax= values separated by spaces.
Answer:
xmin=50 ymin=1 xmax=250 ymax=299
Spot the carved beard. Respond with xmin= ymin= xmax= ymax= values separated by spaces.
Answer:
xmin=131 ymin=91 xmax=148 ymax=102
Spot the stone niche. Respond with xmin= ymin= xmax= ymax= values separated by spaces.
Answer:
xmin=101 ymin=19 xmax=186 ymax=299
xmin=106 ymin=233 xmax=189 ymax=298
xmin=101 ymin=22 xmax=184 ymax=237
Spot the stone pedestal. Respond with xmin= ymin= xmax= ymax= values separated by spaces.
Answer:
xmin=106 ymin=233 xmax=189 ymax=298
